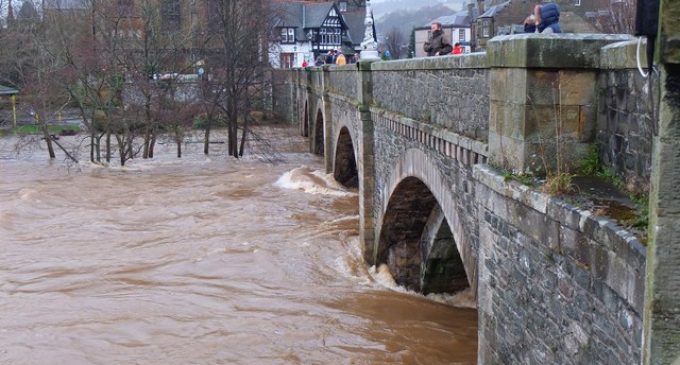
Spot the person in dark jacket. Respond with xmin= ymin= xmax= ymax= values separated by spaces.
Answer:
xmin=524 ymin=3 xmax=561 ymax=33
xmin=424 ymin=22 xmax=453 ymax=56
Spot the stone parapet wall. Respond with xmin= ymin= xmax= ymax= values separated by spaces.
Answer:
xmin=370 ymin=54 xmax=490 ymax=142
xmin=475 ymin=164 xmax=646 ymax=364
xmin=597 ymin=40 xmax=656 ymax=193
xmin=325 ymin=65 xmax=359 ymax=102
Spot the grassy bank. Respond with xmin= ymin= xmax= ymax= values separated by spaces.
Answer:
xmin=0 ymin=124 xmax=81 ymax=136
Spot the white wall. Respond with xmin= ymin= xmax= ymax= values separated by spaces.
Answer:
xmin=269 ymin=42 xmax=315 ymax=69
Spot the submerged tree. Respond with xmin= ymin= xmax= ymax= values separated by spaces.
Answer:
xmin=197 ymin=0 xmax=278 ymax=158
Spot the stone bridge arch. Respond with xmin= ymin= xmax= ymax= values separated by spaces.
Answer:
xmin=333 ymin=126 xmax=358 ymax=188
xmin=375 ymin=148 xmax=477 ymax=297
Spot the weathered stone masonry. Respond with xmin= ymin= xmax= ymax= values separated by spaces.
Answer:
xmin=275 ymin=34 xmax=652 ymax=364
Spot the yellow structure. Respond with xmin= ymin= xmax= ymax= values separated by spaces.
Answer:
xmin=1 ymin=85 xmax=19 ymax=129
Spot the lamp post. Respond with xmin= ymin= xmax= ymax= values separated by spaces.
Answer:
xmin=360 ymin=0 xmax=379 ymax=60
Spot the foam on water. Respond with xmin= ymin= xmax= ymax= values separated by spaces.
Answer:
xmin=275 ymin=166 xmax=356 ymax=196
xmin=332 ymin=236 xmax=477 ymax=309
xmin=368 ymin=264 xmax=477 ymax=309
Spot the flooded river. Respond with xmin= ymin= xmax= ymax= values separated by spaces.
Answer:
xmin=0 ymin=127 xmax=477 ymax=364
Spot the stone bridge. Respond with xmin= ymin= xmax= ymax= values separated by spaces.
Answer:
xmin=274 ymin=34 xmax=655 ymax=364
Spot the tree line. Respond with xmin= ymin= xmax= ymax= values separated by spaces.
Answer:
xmin=0 ymin=0 xmax=277 ymax=165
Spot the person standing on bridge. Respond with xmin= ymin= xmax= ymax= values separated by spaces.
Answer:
xmin=335 ymin=52 xmax=347 ymax=65
xmin=424 ymin=22 xmax=453 ymax=57
xmin=524 ymin=3 xmax=561 ymax=34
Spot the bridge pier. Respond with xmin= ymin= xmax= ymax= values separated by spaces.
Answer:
xmin=357 ymin=60 xmax=377 ymax=264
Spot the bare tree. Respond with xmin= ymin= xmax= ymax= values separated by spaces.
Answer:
xmin=592 ymin=0 xmax=636 ymax=34
xmin=383 ymin=27 xmax=405 ymax=60
xmin=197 ymin=0 xmax=277 ymax=158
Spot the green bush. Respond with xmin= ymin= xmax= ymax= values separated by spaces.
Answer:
xmin=192 ymin=114 xmax=226 ymax=130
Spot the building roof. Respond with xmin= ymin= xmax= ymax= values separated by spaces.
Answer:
xmin=478 ymin=0 xmax=511 ymax=18
xmin=425 ymin=9 xmax=474 ymax=29
xmin=0 ymin=85 xmax=18 ymax=96
xmin=274 ymin=2 xmax=340 ymax=42
xmin=305 ymin=3 xmax=337 ymax=27
xmin=342 ymin=9 xmax=366 ymax=46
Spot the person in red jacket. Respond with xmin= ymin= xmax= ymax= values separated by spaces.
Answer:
xmin=301 ymin=60 xmax=309 ymax=68
xmin=453 ymin=43 xmax=463 ymax=55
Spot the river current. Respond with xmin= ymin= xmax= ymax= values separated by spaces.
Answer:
xmin=0 ymin=127 xmax=477 ymax=364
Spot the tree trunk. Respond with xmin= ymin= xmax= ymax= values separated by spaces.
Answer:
xmin=143 ymin=131 xmax=151 ymax=159
xmin=149 ymin=136 xmax=156 ymax=158
xmin=51 ymin=136 xmax=78 ymax=164
xmin=176 ymin=139 xmax=182 ymax=158
xmin=204 ymin=119 xmax=211 ymax=155
xmin=42 ymin=125 xmax=56 ymax=159
xmin=239 ymin=115 xmax=248 ymax=157
xmin=231 ymin=116 xmax=239 ymax=158
xmin=90 ymin=131 xmax=95 ymax=163
xmin=96 ymin=134 xmax=101 ymax=162
xmin=106 ymin=131 xmax=111 ymax=163
xmin=143 ymin=102 xmax=152 ymax=159
xmin=116 ymin=134 xmax=126 ymax=166
xmin=126 ymin=137 xmax=134 ymax=161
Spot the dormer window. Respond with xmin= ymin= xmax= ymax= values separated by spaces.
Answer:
xmin=280 ymin=27 xmax=296 ymax=44
xmin=339 ymin=1 xmax=347 ymax=12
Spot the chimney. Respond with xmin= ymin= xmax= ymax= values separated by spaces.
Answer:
xmin=467 ymin=0 xmax=474 ymax=19
xmin=477 ymin=0 xmax=485 ymax=15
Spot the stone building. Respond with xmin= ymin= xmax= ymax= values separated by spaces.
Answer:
xmin=271 ymin=0 xmax=368 ymax=68
xmin=272 ymin=2 xmax=350 ymax=69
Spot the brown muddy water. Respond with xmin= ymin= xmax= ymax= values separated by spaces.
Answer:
xmin=0 ymin=127 xmax=477 ymax=365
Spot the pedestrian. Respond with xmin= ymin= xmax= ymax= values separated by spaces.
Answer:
xmin=453 ymin=42 xmax=463 ymax=55
xmin=315 ymin=55 xmax=325 ymax=66
xmin=423 ymin=22 xmax=452 ymax=56
xmin=325 ymin=50 xmax=336 ymax=64
xmin=302 ymin=59 xmax=309 ymax=68
xmin=524 ymin=3 xmax=561 ymax=33
xmin=335 ymin=52 xmax=347 ymax=65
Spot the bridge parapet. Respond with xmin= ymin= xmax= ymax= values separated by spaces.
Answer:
xmin=487 ymin=33 xmax=635 ymax=174
xmin=325 ymin=64 xmax=360 ymax=103
xmin=371 ymin=53 xmax=489 ymax=142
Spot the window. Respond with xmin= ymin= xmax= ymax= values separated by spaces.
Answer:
xmin=280 ymin=27 xmax=295 ymax=44
xmin=339 ymin=2 xmax=347 ymax=12
xmin=319 ymin=27 xmax=340 ymax=46
xmin=280 ymin=53 xmax=294 ymax=69
xmin=161 ymin=0 xmax=181 ymax=32
xmin=459 ymin=29 xmax=465 ymax=42
xmin=481 ymin=19 xmax=490 ymax=37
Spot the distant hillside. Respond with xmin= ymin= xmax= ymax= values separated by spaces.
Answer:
xmin=375 ymin=3 xmax=463 ymax=41
xmin=373 ymin=0 xmax=464 ymax=19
